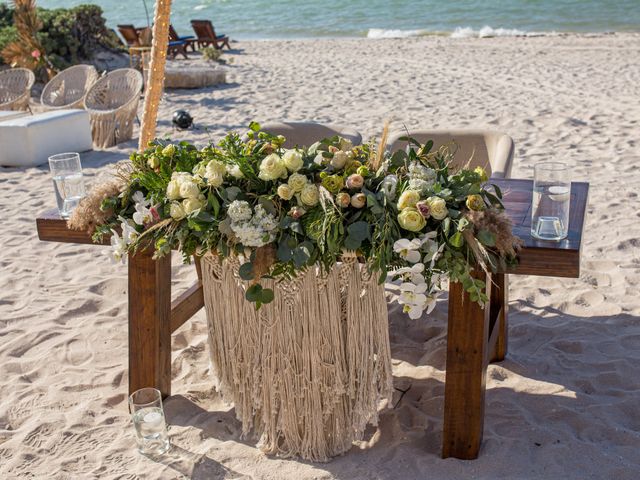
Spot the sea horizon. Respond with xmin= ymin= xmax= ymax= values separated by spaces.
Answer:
xmin=32 ymin=0 xmax=640 ymax=40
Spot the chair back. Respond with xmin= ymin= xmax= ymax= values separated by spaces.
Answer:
xmin=84 ymin=68 xmax=143 ymax=113
xmin=118 ymin=24 xmax=140 ymax=46
xmin=387 ymin=129 xmax=514 ymax=179
xmin=258 ymin=121 xmax=363 ymax=149
xmin=41 ymin=64 xmax=98 ymax=109
xmin=0 ymin=68 xmax=35 ymax=110
xmin=169 ymin=24 xmax=179 ymax=41
xmin=191 ymin=20 xmax=216 ymax=41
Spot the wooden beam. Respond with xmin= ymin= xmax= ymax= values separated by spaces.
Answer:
xmin=170 ymin=281 xmax=204 ymax=333
xmin=442 ymin=270 xmax=491 ymax=460
xmin=128 ymin=248 xmax=172 ymax=398
xmin=489 ymin=273 xmax=508 ymax=362
xmin=36 ymin=210 xmax=108 ymax=245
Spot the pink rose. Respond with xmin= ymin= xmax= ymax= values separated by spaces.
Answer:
xmin=416 ymin=200 xmax=431 ymax=219
xmin=31 ymin=50 xmax=40 ymax=59
xmin=346 ymin=174 xmax=364 ymax=190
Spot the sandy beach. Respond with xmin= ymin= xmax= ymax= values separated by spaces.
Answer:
xmin=1 ymin=33 xmax=640 ymax=479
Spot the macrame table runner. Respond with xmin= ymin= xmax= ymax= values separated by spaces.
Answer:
xmin=201 ymin=252 xmax=393 ymax=462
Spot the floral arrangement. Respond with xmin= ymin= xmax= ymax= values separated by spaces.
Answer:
xmin=71 ymin=122 xmax=520 ymax=319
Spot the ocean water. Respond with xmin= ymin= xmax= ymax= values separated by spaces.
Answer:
xmin=36 ymin=0 xmax=640 ymax=40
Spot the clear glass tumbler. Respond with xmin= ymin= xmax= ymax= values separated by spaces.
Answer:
xmin=129 ymin=388 xmax=170 ymax=455
xmin=531 ymin=162 xmax=571 ymax=241
xmin=48 ymin=152 xmax=86 ymax=219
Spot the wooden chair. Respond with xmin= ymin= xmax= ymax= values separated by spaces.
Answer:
xmin=84 ymin=68 xmax=143 ymax=148
xmin=0 ymin=68 xmax=35 ymax=111
xmin=388 ymin=129 xmax=514 ymax=179
xmin=190 ymin=20 xmax=231 ymax=50
xmin=117 ymin=24 xmax=141 ymax=47
xmin=167 ymin=40 xmax=189 ymax=60
xmin=40 ymin=64 xmax=99 ymax=110
xmin=257 ymin=121 xmax=362 ymax=149
xmin=169 ymin=25 xmax=197 ymax=52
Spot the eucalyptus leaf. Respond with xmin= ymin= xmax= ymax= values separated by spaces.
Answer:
xmin=477 ymin=229 xmax=496 ymax=247
xmin=239 ymin=262 xmax=255 ymax=280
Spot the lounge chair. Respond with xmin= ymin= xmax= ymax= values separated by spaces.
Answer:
xmin=40 ymin=64 xmax=99 ymax=110
xmin=169 ymin=25 xmax=197 ymax=52
xmin=117 ymin=24 xmax=141 ymax=47
xmin=190 ymin=20 xmax=231 ymax=50
xmin=84 ymin=68 xmax=143 ymax=149
xmin=387 ymin=129 xmax=514 ymax=179
xmin=257 ymin=121 xmax=362 ymax=149
xmin=0 ymin=68 xmax=35 ymax=111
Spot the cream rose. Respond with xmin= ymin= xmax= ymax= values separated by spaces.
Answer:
xmin=258 ymin=153 xmax=287 ymax=181
xmin=147 ymin=155 xmax=159 ymax=169
xmin=170 ymin=202 xmax=186 ymax=220
xmin=205 ymin=160 xmax=226 ymax=178
xmin=398 ymin=208 xmax=426 ymax=232
xmin=282 ymin=149 xmax=304 ymax=172
xmin=330 ymin=150 xmax=349 ymax=169
xmin=427 ymin=196 xmax=448 ymax=220
xmin=350 ymin=193 xmax=366 ymax=209
xmin=336 ymin=192 xmax=351 ymax=208
xmin=227 ymin=164 xmax=244 ymax=178
xmin=466 ymin=194 xmax=485 ymax=211
xmin=206 ymin=172 xmax=224 ymax=188
xmin=166 ymin=179 xmax=181 ymax=200
xmin=300 ymin=184 xmax=319 ymax=206
xmin=277 ymin=184 xmax=295 ymax=201
xmin=162 ymin=144 xmax=176 ymax=157
xmin=346 ymin=174 xmax=364 ymax=190
xmin=182 ymin=197 xmax=204 ymax=215
xmin=397 ymin=190 xmax=421 ymax=210
xmin=179 ymin=180 xmax=200 ymax=199
xmin=287 ymin=173 xmax=308 ymax=192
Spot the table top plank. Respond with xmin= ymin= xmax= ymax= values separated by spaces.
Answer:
xmin=36 ymin=178 xmax=589 ymax=279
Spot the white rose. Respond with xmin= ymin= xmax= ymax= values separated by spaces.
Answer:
xmin=287 ymin=173 xmax=308 ymax=192
xmin=207 ymin=172 xmax=224 ymax=188
xmin=227 ymin=164 xmax=244 ymax=178
xmin=179 ymin=180 xmax=200 ymax=199
xmin=166 ymin=179 xmax=181 ymax=200
xmin=397 ymin=190 xmax=421 ymax=210
xmin=205 ymin=160 xmax=226 ymax=178
xmin=277 ymin=184 xmax=294 ymax=201
xmin=330 ymin=150 xmax=349 ymax=169
xmin=427 ymin=196 xmax=448 ymax=220
xmin=170 ymin=202 xmax=186 ymax=220
xmin=182 ymin=197 xmax=204 ymax=215
xmin=300 ymin=184 xmax=319 ymax=206
xmin=258 ymin=153 xmax=287 ymax=181
xmin=282 ymin=149 xmax=304 ymax=172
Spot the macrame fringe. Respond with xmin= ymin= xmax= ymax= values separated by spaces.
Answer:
xmin=201 ymin=252 xmax=393 ymax=462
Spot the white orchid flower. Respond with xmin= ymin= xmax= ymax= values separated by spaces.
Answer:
xmin=132 ymin=190 xmax=150 ymax=207
xmin=393 ymin=238 xmax=422 ymax=263
xmin=403 ymin=303 xmax=425 ymax=320
xmin=109 ymin=229 xmax=127 ymax=264
xmin=132 ymin=204 xmax=153 ymax=226
xmin=400 ymin=282 xmax=428 ymax=294
xmin=393 ymin=263 xmax=425 ymax=276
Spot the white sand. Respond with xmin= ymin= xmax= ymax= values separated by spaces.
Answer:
xmin=1 ymin=33 xmax=640 ymax=479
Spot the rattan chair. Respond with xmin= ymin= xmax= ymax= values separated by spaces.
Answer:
xmin=0 ymin=68 xmax=35 ymax=111
xmin=257 ymin=121 xmax=363 ymax=148
xmin=84 ymin=68 xmax=143 ymax=149
xmin=41 ymin=65 xmax=99 ymax=110
xmin=387 ymin=129 xmax=515 ymax=179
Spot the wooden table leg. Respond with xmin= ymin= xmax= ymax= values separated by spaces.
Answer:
xmin=489 ymin=273 xmax=508 ymax=363
xmin=442 ymin=271 xmax=491 ymax=459
xmin=128 ymin=248 xmax=172 ymax=398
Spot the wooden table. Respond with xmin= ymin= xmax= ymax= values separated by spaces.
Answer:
xmin=35 ymin=178 xmax=588 ymax=460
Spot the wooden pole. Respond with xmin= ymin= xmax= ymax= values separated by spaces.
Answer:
xmin=138 ymin=0 xmax=172 ymax=150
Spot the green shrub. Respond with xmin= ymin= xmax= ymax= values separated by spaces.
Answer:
xmin=1 ymin=3 xmax=124 ymax=68
xmin=0 ymin=3 xmax=12 ymax=28
xmin=0 ymin=26 xmax=17 ymax=58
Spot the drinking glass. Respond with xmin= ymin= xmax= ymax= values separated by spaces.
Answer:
xmin=129 ymin=388 xmax=170 ymax=455
xmin=48 ymin=152 xmax=86 ymax=219
xmin=531 ymin=162 xmax=571 ymax=241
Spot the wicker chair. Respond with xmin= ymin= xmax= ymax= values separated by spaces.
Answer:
xmin=41 ymin=65 xmax=98 ymax=110
xmin=84 ymin=68 xmax=143 ymax=149
xmin=0 ymin=68 xmax=35 ymax=111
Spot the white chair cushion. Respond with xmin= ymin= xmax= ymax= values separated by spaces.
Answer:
xmin=0 ymin=109 xmax=92 ymax=167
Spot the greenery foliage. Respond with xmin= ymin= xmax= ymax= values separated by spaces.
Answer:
xmin=0 ymin=3 xmax=122 ymax=69
xmin=88 ymin=124 xmax=520 ymax=318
